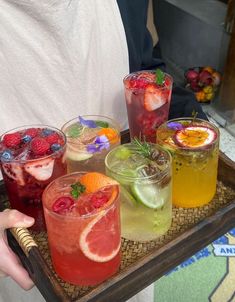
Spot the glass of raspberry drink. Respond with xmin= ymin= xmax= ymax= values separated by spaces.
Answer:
xmin=62 ymin=115 xmax=120 ymax=173
xmin=42 ymin=172 xmax=121 ymax=286
xmin=0 ymin=125 xmax=67 ymax=231
xmin=123 ymin=69 xmax=173 ymax=143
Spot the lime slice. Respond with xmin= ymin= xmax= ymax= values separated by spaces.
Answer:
xmin=131 ymin=182 xmax=165 ymax=209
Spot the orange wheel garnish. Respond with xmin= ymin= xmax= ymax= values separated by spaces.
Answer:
xmin=79 ymin=172 xmax=118 ymax=193
xmin=98 ymin=128 xmax=119 ymax=144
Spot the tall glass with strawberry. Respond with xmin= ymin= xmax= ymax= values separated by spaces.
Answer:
xmin=0 ymin=125 xmax=67 ymax=231
xmin=123 ymin=69 xmax=173 ymax=143
xmin=62 ymin=115 xmax=120 ymax=173
xmin=42 ymin=172 xmax=121 ymax=285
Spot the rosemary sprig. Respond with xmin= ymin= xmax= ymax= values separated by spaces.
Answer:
xmin=191 ymin=110 xmax=198 ymax=123
xmin=132 ymin=137 xmax=152 ymax=158
xmin=70 ymin=182 xmax=86 ymax=198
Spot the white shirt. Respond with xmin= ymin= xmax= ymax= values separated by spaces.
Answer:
xmin=0 ymin=1 xmax=154 ymax=301
xmin=0 ymin=0 xmax=129 ymax=135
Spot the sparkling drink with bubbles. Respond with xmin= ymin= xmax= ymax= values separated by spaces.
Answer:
xmin=62 ymin=115 xmax=120 ymax=173
xmin=157 ymin=118 xmax=219 ymax=207
xmin=42 ymin=172 xmax=121 ymax=285
xmin=105 ymin=139 xmax=172 ymax=242
xmin=123 ymin=70 xmax=173 ymax=143
xmin=0 ymin=125 xmax=67 ymax=231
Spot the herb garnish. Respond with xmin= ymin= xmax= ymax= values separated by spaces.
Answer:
xmin=155 ymin=69 xmax=165 ymax=85
xmin=132 ymin=137 xmax=152 ymax=158
xmin=191 ymin=110 xmax=198 ymax=123
xmin=70 ymin=182 xmax=86 ymax=198
xmin=67 ymin=124 xmax=83 ymax=138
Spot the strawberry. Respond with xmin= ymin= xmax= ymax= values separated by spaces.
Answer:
xmin=143 ymin=84 xmax=167 ymax=111
xmin=3 ymin=132 xmax=21 ymax=148
xmin=45 ymin=132 xmax=60 ymax=145
xmin=24 ymin=157 xmax=55 ymax=181
xmin=25 ymin=128 xmax=39 ymax=138
xmin=31 ymin=137 xmax=50 ymax=155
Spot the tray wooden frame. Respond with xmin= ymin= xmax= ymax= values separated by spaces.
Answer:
xmin=0 ymin=130 xmax=235 ymax=302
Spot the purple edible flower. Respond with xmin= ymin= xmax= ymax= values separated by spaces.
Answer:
xmin=167 ymin=122 xmax=184 ymax=130
xmin=78 ymin=116 xmax=97 ymax=128
xmin=87 ymin=135 xmax=110 ymax=154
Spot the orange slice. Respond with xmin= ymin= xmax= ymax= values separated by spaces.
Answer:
xmin=79 ymin=186 xmax=121 ymax=262
xmin=97 ymin=128 xmax=120 ymax=144
xmin=174 ymin=126 xmax=217 ymax=148
xmin=79 ymin=172 xmax=118 ymax=193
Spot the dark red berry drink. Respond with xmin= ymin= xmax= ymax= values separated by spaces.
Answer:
xmin=123 ymin=70 xmax=173 ymax=142
xmin=0 ymin=125 xmax=67 ymax=231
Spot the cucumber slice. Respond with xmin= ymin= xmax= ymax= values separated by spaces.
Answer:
xmin=66 ymin=149 xmax=93 ymax=161
xmin=131 ymin=182 xmax=165 ymax=209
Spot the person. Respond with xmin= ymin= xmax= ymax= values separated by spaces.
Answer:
xmin=0 ymin=210 xmax=34 ymax=289
xmin=0 ymin=0 xmax=207 ymax=301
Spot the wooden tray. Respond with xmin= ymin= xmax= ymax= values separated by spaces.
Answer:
xmin=1 ymin=130 xmax=235 ymax=302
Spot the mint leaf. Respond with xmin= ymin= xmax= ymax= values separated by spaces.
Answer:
xmin=95 ymin=120 xmax=109 ymax=128
xmin=155 ymin=69 xmax=165 ymax=85
xmin=67 ymin=124 xmax=83 ymax=138
xmin=70 ymin=182 xmax=86 ymax=198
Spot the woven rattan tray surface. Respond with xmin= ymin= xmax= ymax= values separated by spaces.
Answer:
xmin=1 ymin=131 xmax=235 ymax=302
xmin=1 ymin=178 xmax=235 ymax=302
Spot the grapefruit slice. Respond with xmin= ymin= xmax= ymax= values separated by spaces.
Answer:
xmin=174 ymin=126 xmax=217 ymax=148
xmin=79 ymin=185 xmax=121 ymax=262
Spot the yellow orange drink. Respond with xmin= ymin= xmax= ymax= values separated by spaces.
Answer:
xmin=157 ymin=118 xmax=219 ymax=207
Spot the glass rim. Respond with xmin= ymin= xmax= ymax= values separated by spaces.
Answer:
xmin=123 ymin=70 xmax=173 ymax=91
xmin=105 ymin=142 xmax=172 ymax=182
xmin=0 ymin=124 xmax=67 ymax=163
xmin=157 ymin=117 xmax=220 ymax=151
xmin=42 ymin=171 xmax=120 ymax=219
xmin=61 ymin=114 xmax=121 ymax=146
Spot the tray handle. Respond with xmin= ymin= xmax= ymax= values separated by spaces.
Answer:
xmin=10 ymin=227 xmax=38 ymax=257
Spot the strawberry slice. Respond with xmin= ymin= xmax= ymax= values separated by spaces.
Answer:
xmin=143 ymin=84 xmax=167 ymax=111
xmin=2 ymin=163 xmax=25 ymax=186
xmin=24 ymin=157 xmax=55 ymax=181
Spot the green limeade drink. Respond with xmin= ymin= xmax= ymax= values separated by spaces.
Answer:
xmin=105 ymin=139 xmax=172 ymax=241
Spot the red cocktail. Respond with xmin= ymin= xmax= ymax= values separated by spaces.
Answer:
xmin=0 ymin=125 xmax=67 ymax=231
xmin=123 ymin=70 xmax=173 ymax=142
xmin=42 ymin=172 xmax=121 ymax=285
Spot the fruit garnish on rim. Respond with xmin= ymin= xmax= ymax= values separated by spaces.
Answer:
xmin=174 ymin=125 xmax=217 ymax=148
xmin=52 ymin=172 xmax=119 ymax=215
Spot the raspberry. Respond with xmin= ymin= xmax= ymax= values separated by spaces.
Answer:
xmin=52 ymin=197 xmax=75 ymax=214
xmin=25 ymin=128 xmax=39 ymax=138
xmin=45 ymin=132 xmax=60 ymax=145
xmin=31 ymin=137 xmax=50 ymax=155
xmin=91 ymin=191 xmax=109 ymax=208
xmin=3 ymin=132 xmax=21 ymax=148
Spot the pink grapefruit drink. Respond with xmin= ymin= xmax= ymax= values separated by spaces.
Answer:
xmin=42 ymin=172 xmax=121 ymax=286
xmin=123 ymin=69 xmax=173 ymax=143
xmin=0 ymin=125 xmax=67 ymax=231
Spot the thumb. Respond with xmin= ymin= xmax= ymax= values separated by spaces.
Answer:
xmin=0 ymin=209 xmax=35 ymax=230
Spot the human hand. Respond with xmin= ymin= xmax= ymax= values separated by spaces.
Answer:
xmin=0 ymin=209 xmax=35 ymax=290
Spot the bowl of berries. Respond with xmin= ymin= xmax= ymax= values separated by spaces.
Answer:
xmin=184 ymin=66 xmax=222 ymax=103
